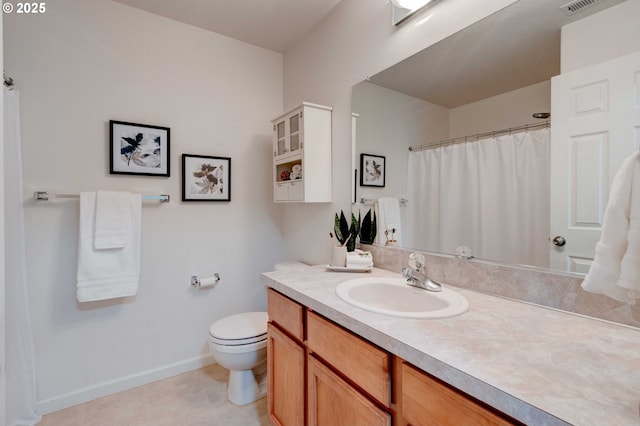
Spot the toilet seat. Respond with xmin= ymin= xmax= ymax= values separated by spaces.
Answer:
xmin=210 ymin=334 xmax=267 ymax=346
xmin=209 ymin=312 xmax=268 ymax=346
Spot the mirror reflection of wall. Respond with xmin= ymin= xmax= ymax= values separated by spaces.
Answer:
xmin=353 ymin=78 xmax=551 ymax=264
xmin=352 ymin=80 xmax=450 ymax=242
xmin=352 ymin=0 xmax=639 ymax=274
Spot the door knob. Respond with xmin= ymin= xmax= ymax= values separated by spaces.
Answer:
xmin=552 ymin=236 xmax=566 ymax=247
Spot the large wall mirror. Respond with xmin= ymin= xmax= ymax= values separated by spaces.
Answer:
xmin=352 ymin=0 xmax=634 ymax=274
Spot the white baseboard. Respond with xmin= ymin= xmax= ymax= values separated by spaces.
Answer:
xmin=36 ymin=354 xmax=216 ymax=415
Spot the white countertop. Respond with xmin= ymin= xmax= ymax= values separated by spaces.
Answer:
xmin=261 ymin=265 xmax=640 ymax=426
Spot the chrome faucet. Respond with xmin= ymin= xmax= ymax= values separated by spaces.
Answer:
xmin=402 ymin=252 xmax=443 ymax=292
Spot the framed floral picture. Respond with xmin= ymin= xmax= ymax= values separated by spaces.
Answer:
xmin=182 ymin=154 xmax=231 ymax=202
xmin=360 ymin=153 xmax=385 ymax=187
xmin=110 ymin=120 xmax=170 ymax=177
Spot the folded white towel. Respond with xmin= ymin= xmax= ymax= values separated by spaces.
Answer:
xmin=377 ymin=197 xmax=402 ymax=245
xmin=582 ymin=152 xmax=640 ymax=304
xmin=94 ymin=190 xmax=132 ymax=249
xmin=77 ymin=192 xmax=142 ymax=302
xmin=346 ymin=250 xmax=373 ymax=268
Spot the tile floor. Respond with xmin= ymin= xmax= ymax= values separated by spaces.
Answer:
xmin=38 ymin=364 xmax=269 ymax=426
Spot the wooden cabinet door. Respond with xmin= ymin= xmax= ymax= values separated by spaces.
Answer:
xmin=308 ymin=355 xmax=390 ymax=426
xmin=399 ymin=362 xmax=517 ymax=426
xmin=267 ymin=323 xmax=305 ymax=426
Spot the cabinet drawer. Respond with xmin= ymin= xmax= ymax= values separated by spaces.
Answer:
xmin=274 ymin=183 xmax=288 ymax=201
xmin=288 ymin=181 xmax=303 ymax=201
xmin=268 ymin=288 xmax=304 ymax=341
xmin=308 ymin=354 xmax=390 ymax=426
xmin=306 ymin=311 xmax=390 ymax=406
xmin=400 ymin=362 xmax=518 ymax=426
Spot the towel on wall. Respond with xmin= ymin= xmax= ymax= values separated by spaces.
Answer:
xmin=94 ymin=190 xmax=132 ymax=249
xmin=377 ymin=197 xmax=402 ymax=246
xmin=582 ymin=152 xmax=640 ymax=305
xmin=77 ymin=191 xmax=142 ymax=302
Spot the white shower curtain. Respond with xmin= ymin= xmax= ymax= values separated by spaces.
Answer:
xmin=4 ymin=87 xmax=41 ymax=425
xmin=406 ymin=128 xmax=550 ymax=268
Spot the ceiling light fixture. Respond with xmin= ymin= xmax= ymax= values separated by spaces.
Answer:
xmin=391 ymin=0 xmax=433 ymax=11
xmin=391 ymin=0 xmax=437 ymax=26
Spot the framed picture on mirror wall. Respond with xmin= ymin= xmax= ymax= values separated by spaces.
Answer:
xmin=360 ymin=153 xmax=385 ymax=187
xmin=110 ymin=120 xmax=170 ymax=177
xmin=182 ymin=154 xmax=231 ymax=202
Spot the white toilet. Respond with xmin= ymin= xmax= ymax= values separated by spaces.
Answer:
xmin=208 ymin=261 xmax=310 ymax=405
xmin=209 ymin=311 xmax=269 ymax=405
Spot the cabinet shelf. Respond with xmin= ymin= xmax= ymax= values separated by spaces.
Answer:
xmin=275 ymin=159 xmax=303 ymax=183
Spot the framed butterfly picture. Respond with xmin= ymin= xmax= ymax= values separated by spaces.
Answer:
xmin=182 ymin=154 xmax=231 ymax=202
xmin=110 ymin=120 xmax=170 ymax=177
xmin=360 ymin=153 xmax=385 ymax=187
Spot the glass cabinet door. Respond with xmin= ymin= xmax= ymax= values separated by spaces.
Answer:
xmin=289 ymin=113 xmax=300 ymax=152
xmin=276 ymin=121 xmax=286 ymax=156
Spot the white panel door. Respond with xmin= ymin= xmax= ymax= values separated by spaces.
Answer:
xmin=550 ymin=51 xmax=640 ymax=273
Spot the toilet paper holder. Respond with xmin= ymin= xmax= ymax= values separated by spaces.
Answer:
xmin=191 ymin=273 xmax=221 ymax=288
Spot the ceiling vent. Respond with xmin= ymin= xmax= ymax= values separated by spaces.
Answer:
xmin=560 ymin=0 xmax=604 ymax=14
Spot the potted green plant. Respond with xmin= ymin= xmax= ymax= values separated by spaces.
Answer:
xmin=358 ymin=208 xmax=377 ymax=245
xmin=333 ymin=210 xmax=358 ymax=252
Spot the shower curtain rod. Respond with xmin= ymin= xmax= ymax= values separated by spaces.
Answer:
xmin=408 ymin=120 xmax=550 ymax=152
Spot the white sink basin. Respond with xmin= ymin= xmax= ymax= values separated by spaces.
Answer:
xmin=336 ymin=277 xmax=469 ymax=319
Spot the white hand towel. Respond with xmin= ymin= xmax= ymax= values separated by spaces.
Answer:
xmin=582 ymin=152 xmax=640 ymax=304
xmin=94 ymin=190 xmax=132 ymax=249
xmin=377 ymin=197 xmax=402 ymax=245
xmin=77 ymin=192 xmax=142 ymax=302
xmin=618 ymin=154 xmax=640 ymax=301
xmin=346 ymin=250 xmax=373 ymax=268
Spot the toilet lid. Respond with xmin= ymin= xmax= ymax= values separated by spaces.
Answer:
xmin=209 ymin=312 xmax=268 ymax=343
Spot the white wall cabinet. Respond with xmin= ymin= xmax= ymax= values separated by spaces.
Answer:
xmin=272 ymin=102 xmax=332 ymax=203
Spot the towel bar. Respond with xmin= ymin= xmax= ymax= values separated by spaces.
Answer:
xmin=33 ymin=191 xmax=170 ymax=203
xmin=359 ymin=197 xmax=408 ymax=205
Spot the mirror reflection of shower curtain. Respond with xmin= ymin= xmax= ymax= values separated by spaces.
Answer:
xmin=406 ymin=128 xmax=550 ymax=268
xmin=4 ymin=87 xmax=41 ymax=425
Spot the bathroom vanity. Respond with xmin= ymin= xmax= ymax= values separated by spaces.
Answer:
xmin=262 ymin=266 xmax=640 ymax=426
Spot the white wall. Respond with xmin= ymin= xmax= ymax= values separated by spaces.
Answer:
xmin=354 ymin=80 xmax=550 ymax=180
xmin=352 ymin=81 xmax=449 ymax=202
xmin=351 ymin=81 xmax=449 ymax=244
xmin=4 ymin=0 xmax=284 ymax=412
xmin=561 ymin=0 xmax=640 ymax=72
xmin=0 ymin=12 xmax=6 ymax=426
xmin=280 ymin=0 xmax=519 ymax=264
xmin=449 ymin=81 xmax=551 ymax=138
